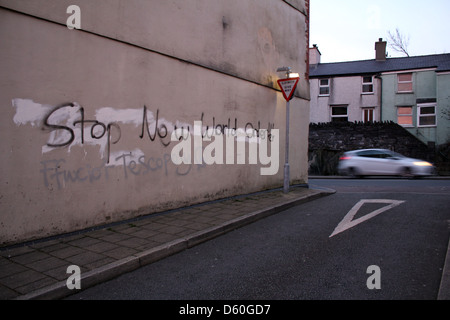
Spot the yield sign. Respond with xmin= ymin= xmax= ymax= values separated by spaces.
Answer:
xmin=277 ymin=77 xmax=299 ymax=101
xmin=329 ymin=199 xmax=405 ymax=238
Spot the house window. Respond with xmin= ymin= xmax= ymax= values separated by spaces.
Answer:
xmin=397 ymin=106 xmax=413 ymax=126
xmin=331 ymin=105 xmax=348 ymax=122
xmin=362 ymin=76 xmax=374 ymax=94
xmin=418 ymin=104 xmax=436 ymax=127
xmin=397 ymin=73 xmax=413 ymax=93
xmin=363 ymin=108 xmax=374 ymax=123
xmin=319 ymin=79 xmax=330 ymax=96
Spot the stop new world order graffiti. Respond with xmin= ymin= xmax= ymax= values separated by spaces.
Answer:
xmin=35 ymin=102 xmax=280 ymax=189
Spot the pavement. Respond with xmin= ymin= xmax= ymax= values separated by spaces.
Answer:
xmin=0 ymin=184 xmax=335 ymax=300
xmin=1 ymin=181 xmax=448 ymax=300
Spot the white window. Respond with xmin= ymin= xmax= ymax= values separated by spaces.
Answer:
xmin=362 ymin=76 xmax=374 ymax=94
xmin=397 ymin=73 xmax=413 ymax=93
xmin=363 ymin=108 xmax=374 ymax=123
xmin=397 ymin=106 xmax=413 ymax=127
xmin=418 ymin=104 xmax=436 ymax=127
xmin=319 ymin=79 xmax=330 ymax=96
xmin=331 ymin=105 xmax=348 ymax=122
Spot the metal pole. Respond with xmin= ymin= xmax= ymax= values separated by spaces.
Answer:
xmin=283 ymin=99 xmax=290 ymax=193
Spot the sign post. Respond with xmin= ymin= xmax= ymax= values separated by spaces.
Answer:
xmin=277 ymin=77 xmax=299 ymax=193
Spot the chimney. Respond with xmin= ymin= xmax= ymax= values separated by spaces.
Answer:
xmin=375 ymin=38 xmax=387 ymax=61
xmin=309 ymin=44 xmax=321 ymax=65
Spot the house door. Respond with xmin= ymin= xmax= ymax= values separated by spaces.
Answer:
xmin=363 ymin=108 xmax=374 ymax=123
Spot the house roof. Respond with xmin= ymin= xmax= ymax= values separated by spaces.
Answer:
xmin=309 ymin=53 xmax=450 ymax=78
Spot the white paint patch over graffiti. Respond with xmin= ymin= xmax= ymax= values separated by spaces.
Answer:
xmin=94 ymin=107 xmax=144 ymax=127
xmin=12 ymin=98 xmax=52 ymax=127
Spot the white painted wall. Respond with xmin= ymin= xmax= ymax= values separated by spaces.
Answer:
xmin=310 ymin=76 xmax=380 ymax=123
xmin=0 ymin=1 xmax=310 ymax=245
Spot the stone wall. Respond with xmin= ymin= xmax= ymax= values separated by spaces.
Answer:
xmin=308 ymin=121 xmax=435 ymax=175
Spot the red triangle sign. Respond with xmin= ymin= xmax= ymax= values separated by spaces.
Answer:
xmin=277 ymin=77 xmax=299 ymax=101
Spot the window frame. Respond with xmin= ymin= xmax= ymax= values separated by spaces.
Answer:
xmin=362 ymin=76 xmax=374 ymax=94
xmin=417 ymin=103 xmax=437 ymax=128
xmin=330 ymin=105 xmax=348 ymax=122
xmin=397 ymin=73 xmax=413 ymax=93
xmin=319 ymin=78 xmax=330 ymax=96
xmin=397 ymin=106 xmax=414 ymax=127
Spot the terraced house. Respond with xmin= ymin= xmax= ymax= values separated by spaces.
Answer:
xmin=309 ymin=38 xmax=450 ymax=148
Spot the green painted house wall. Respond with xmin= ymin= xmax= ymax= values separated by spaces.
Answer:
xmin=437 ymin=73 xmax=450 ymax=145
xmin=381 ymin=70 xmax=450 ymax=146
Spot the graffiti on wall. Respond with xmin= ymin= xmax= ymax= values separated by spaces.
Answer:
xmin=12 ymin=99 xmax=280 ymax=189
xmin=40 ymin=152 xmax=205 ymax=190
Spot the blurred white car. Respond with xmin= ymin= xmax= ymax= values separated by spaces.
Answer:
xmin=338 ymin=149 xmax=435 ymax=178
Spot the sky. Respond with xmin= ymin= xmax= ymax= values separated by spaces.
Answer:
xmin=310 ymin=0 xmax=450 ymax=63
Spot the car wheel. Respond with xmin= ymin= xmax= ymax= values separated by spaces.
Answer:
xmin=349 ymin=167 xmax=362 ymax=178
xmin=402 ymin=167 xmax=414 ymax=179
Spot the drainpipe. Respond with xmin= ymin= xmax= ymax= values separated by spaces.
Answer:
xmin=375 ymin=73 xmax=383 ymax=121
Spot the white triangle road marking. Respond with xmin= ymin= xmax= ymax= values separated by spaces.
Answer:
xmin=329 ymin=199 xmax=405 ymax=238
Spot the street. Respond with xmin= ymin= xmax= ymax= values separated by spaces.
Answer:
xmin=67 ymin=178 xmax=450 ymax=300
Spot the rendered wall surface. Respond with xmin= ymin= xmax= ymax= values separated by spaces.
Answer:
xmin=437 ymin=73 xmax=450 ymax=145
xmin=0 ymin=1 xmax=310 ymax=245
xmin=310 ymin=76 xmax=380 ymax=123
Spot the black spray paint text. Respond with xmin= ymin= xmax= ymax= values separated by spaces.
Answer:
xmin=43 ymin=104 xmax=275 ymax=164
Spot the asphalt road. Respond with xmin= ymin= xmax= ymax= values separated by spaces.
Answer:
xmin=67 ymin=178 xmax=450 ymax=300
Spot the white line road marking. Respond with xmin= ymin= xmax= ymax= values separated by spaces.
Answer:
xmin=329 ymin=199 xmax=405 ymax=238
